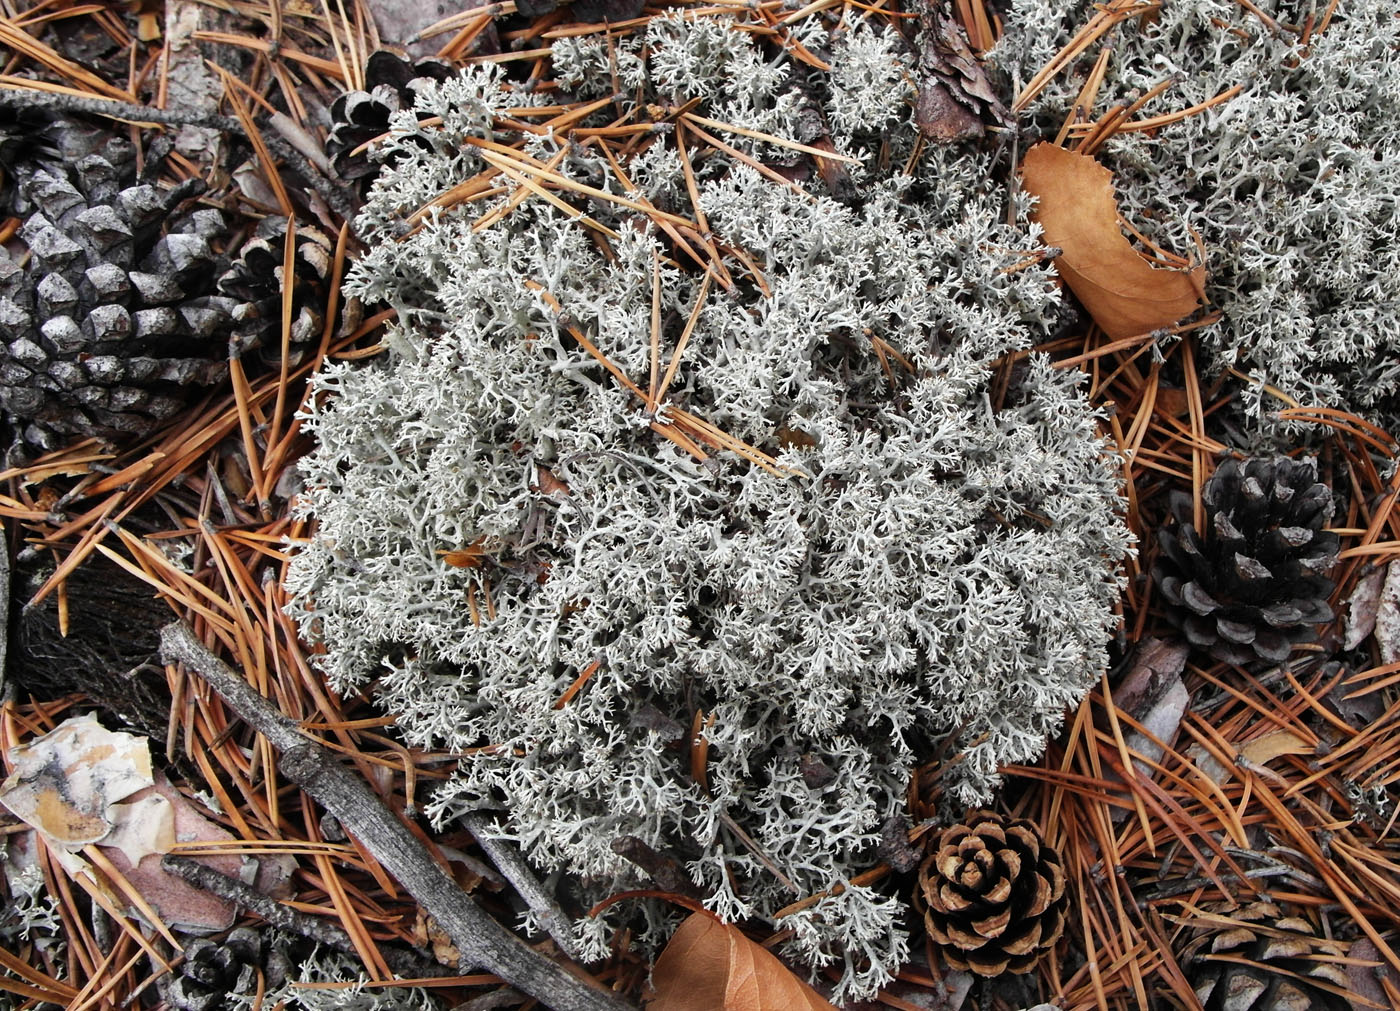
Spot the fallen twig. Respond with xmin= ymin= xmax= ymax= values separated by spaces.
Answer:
xmin=158 ymin=621 xmax=636 ymax=1011
xmin=161 ymin=854 xmax=442 ymax=978
xmin=459 ymin=811 xmax=583 ymax=961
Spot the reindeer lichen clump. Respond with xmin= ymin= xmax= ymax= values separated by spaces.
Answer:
xmin=287 ymin=15 xmax=1129 ymax=998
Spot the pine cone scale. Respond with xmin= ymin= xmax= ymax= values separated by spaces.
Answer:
xmin=1181 ymin=901 xmax=1351 ymax=1011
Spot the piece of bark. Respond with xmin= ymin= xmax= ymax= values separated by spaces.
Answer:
xmin=159 ymin=621 xmax=635 ymax=1011
xmin=0 ymin=524 xmax=8 ymax=691
xmin=909 ymin=1 xmax=1008 ymax=142
xmin=876 ymin=816 xmax=920 ymax=874
xmin=10 ymin=552 xmax=173 ymax=739
xmin=1344 ymin=563 xmax=1388 ymax=650
xmin=1105 ymin=638 xmax=1189 ymax=821
xmin=611 ymin=836 xmax=702 ymax=899
xmin=1372 ymin=560 xmax=1400 ymax=664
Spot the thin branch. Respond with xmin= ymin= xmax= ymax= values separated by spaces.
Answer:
xmin=158 ymin=621 xmax=636 ymax=1011
xmin=160 ymin=855 xmax=442 ymax=978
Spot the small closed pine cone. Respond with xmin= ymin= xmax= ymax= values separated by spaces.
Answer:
xmin=218 ymin=216 xmax=346 ymax=367
xmin=166 ymin=927 xmax=288 ymax=1011
xmin=1180 ymin=900 xmax=1349 ymax=1011
xmin=1153 ymin=457 xmax=1339 ymax=665
xmin=325 ymin=50 xmax=453 ymax=184
xmin=915 ymin=810 xmax=1068 ymax=976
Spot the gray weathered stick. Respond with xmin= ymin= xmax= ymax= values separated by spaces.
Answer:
xmin=459 ymin=811 xmax=582 ymax=962
xmin=159 ymin=621 xmax=636 ymax=1011
xmin=161 ymin=854 xmax=441 ymax=978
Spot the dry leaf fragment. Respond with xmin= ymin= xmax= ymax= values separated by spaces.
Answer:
xmin=646 ymin=913 xmax=835 ymax=1011
xmin=1238 ymin=729 xmax=1313 ymax=766
xmin=1345 ymin=564 xmax=1389 ymax=650
xmin=1020 ymin=143 xmax=1206 ymax=339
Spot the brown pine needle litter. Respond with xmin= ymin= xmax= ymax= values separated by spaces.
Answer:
xmin=0 ymin=0 xmax=1396 ymax=1009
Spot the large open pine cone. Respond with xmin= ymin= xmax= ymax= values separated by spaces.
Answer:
xmin=1153 ymin=457 xmax=1338 ymax=664
xmin=1179 ymin=901 xmax=1349 ymax=1011
xmin=0 ymin=111 xmax=129 ymax=217
xmin=0 ymin=145 xmax=237 ymax=452
xmin=916 ymin=811 xmax=1068 ymax=976
xmin=325 ymin=50 xmax=452 ymax=183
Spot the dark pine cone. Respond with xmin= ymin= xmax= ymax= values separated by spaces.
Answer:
xmin=1153 ymin=457 xmax=1339 ymax=665
xmin=325 ymin=50 xmax=453 ymax=183
xmin=1180 ymin=900 xmax=1349 ymax=1011
xmin=166 ymin=927 xmax=289 ymax=1011
xmin=916 ymin=811 xmax=1068 ymax=976
xmin=0 ymin=111 xmax=133 ymax=217
xmin=0 ymin=145 xmax=237 ymax=452
xmin=218 ymin=216 xmax=346 ymax=368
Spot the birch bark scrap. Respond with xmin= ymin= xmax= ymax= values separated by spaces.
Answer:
xmin=1020 ymin=143 xmax=1206 ymax=340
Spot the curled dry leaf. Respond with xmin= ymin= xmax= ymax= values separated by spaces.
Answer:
xmin=646 ymin=913 xmax=835 ymax=1011
xmin=1020 ymin=143 xmax=1206 ymax=340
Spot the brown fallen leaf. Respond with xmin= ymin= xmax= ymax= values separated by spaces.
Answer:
xmin=1020 ymin=143 xmax=1206 ymax=340
xmin=645 ymin=913 xmax=835 ymax=1011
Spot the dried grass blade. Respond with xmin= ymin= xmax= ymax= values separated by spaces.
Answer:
xmin=265 ymin=215 xmax=298 ymax=489
xmin=0 ymin=945 xmax=77 ymax=1003
xmin=648 ymin=250 xmax=663 ymax=410
xmin=1054 ymin=45 xmax=1112 ymax=146
xmin=479 ymin=147 xmax=696 ymax=229
xmin=0 ymin=20 xmax=130 ymax=98
xmin=656 ymin=271 xmax=713 ymax=406
xmin=212 ymin=63 xmax=294 ymax=218
xmin=82 ymin=845 xmax=181 ymax=948
xmin=1111 ymin=85 xmax=1243 ymax=133
xmin=193 ymin=33 xmax=344 ymax=76
xmin=1013 ymin=0 xmax=1159 ymax=112
xmin=477 ymin=153 xmax=622 ymax=240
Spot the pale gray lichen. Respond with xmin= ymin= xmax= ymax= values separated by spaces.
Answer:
xmin=287 ymin=14 xmax=1128 ymax=1000
xmin=994 ymin=0 xmax=1400 ymax=437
